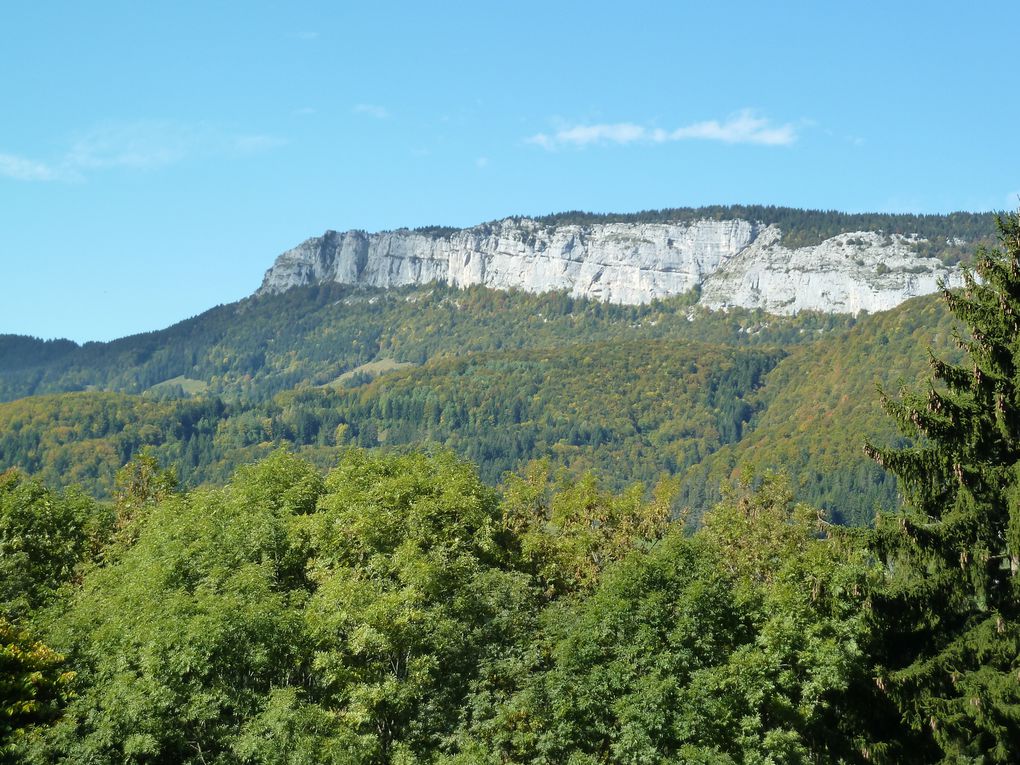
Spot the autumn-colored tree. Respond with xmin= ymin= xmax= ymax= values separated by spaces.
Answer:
xmin=0 ymin=618 xmax=72 ymax=764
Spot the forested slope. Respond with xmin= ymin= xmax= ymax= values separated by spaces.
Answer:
xmin=0 ymin=283 xmax=849 ymax=404
xmin=0 ymin=340 xmax=782 ymax=498
xmin=0 ymin=291 xmax=958 ymax=522
xmin=678 ymin=295 xmax=962 ymax=524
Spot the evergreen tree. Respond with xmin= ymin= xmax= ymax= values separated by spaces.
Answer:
xmin=865 ymin=211 xmax=1020 ymax=762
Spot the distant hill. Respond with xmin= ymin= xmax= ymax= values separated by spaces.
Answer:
xmin=0 ymin=282 xmax=847 ymax=404
xmin=0 ymin=290 xmax=957 ymax=523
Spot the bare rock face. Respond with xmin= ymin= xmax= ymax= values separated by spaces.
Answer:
xmin=257 ymin=217 xmax=964 ymax=314
xmin=698 ymin=228 xmax=964 ymax=314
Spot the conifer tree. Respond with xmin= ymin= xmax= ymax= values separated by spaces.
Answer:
xmin=865 ymin=211 xmax=1020 ymax=762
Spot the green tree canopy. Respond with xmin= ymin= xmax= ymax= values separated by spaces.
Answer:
xmin=0 ymin=469 xmax=110 ymax=621
xmin=448 ymin=474 xmax=872 ymax=764
xmin=0 ymin=618 xmax=72 ymax=764
xmin=865 ymin=211 xmax=1020 ymax=761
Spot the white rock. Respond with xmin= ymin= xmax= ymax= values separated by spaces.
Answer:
xmin=699 ymin=230 xmax=964 ymax=314
xmin=257 ymin=218 xmax=964 ymax=315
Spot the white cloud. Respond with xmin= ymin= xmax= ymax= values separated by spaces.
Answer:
xmin=353 ymin=103 xmax=389 ymax=119
xmin=528 ymin=110 xmax=798 ymax=150
xmin=668 ymin=111 xmax=795 ymax=145
xmin=0 ymin=153 xmax=67 ymax=181
xmin=528 ymin=123 xmax=647 ymax=149
xmin=0 ymin=121 xmax=285 ymax=182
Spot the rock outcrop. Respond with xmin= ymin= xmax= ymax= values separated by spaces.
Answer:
xmin=258 ymin=217 xmax=964 ymax=314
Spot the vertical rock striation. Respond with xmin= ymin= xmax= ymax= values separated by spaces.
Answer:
xmin=258 ymin=217 xmax=964 ymax=314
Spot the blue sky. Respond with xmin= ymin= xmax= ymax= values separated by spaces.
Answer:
xmin=2 ymin=1 xmax=1018 ymax=342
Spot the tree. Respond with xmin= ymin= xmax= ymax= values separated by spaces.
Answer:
xmin=109 ymin=449 xmax=178 ymax=548
xmin=0 ymin=618 xmax=72 ymax=764
xmin=448 ymin=475 xmax=872 ymax=765
xmin=301 ymin=449 xmax=534 ymax=762
xmin=0 ymin=469 xmax=110 ymax=620
xmin=35 ymin=452 xmax=320 ymax=764
xmin=865 ymin=211 xmax=1020 ymax=761
xmin=0 ymin=620 xmax=72 ymax=762
xmin=501 ymin=460 xmax=675 ymax=597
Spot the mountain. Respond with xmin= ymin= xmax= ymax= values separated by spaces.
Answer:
xmin=0 ymin=282 xmax=848 ymax=404
xmin=0 ymin=284 xmax=850 ymax=497
xmin=0 ymin=206 xmax=999 ymax=521
xmin=258 ymin=207 xmax=997 ymax=314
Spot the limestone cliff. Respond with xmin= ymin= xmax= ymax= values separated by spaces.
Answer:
xmin=257 ymin=217 xmax=965 ymax=314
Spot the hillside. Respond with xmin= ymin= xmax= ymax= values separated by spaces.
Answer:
xmin=678 ymin=295 xmax=961 ymax=523
xmin=0 ymin=205 xmax=996 ymax=519
xmin=0 ymin=282 xmax=850 ymax=404
xmin=0 ymin=287 xmax=958 ymax=523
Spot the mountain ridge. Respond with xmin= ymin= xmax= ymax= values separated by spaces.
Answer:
xmin=258 ymin=208 xmax=996 ymax=314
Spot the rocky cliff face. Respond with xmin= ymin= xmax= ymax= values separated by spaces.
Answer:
xmin=258 ymin=217 xmax=964 ymax=314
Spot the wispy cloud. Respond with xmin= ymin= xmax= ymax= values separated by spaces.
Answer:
xmin=0 ymin=153 xmax=66 ymax=181
xmin=528 ymin=110 xmax=798 ymax=150
xmin=475 ymin=156 xmax=489 ymax=169
xmin=353 ymin=103 xmax=389 ymax=119
xmin=66 ymin=121 xmax=197 ymax=170
xmin=0 ymin=120 xmax=285 ymax=182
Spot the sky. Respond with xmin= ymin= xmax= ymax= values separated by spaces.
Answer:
xmin=2 ymin=1 xmax=1018 ymax=342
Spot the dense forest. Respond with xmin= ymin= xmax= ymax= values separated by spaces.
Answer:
xmin=0 ymin=283 xmax=855 ymax=404
xmin=0 ymin=291 xmax=953 ymax=524
xmin=4 ymin=212 xmax=1020 ymax=762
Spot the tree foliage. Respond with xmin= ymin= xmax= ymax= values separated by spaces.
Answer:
xmin=865 ymin=212 xmax=1020 ymax=761
xmin=1 ymin=448 xmax=885 ymax=763
xmin=0 ymin=618 xmax=71 ymax=764
xmin=0 ymin=469 xmax=110 ymax=621
xmin=447 ymin=474 xmax=872 ymax=764
xmin=0 ymin=298 xmax=949 ymax=523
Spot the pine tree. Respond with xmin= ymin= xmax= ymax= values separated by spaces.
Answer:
xmin=865 ymin=211 xmax=1020 ymax=762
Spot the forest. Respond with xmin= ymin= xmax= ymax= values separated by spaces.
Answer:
xmin=0 ymin=290 xmax=955 ymax=525
xmin=2 ymin=213 xmax=1019 ymax=763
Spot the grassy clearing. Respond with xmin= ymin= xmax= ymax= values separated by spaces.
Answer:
xmin=328 ymin=358 xmax=416 ymax=387
xmin=147 ymin=375 xmax=209 ymax=395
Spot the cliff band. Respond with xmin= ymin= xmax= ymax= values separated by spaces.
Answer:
xmin=258 ymin=218 xmax=964 ymax=314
